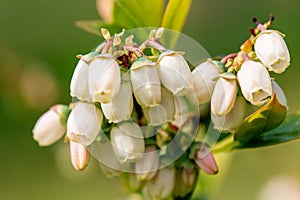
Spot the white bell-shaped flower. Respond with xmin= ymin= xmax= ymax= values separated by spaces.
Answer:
xmin=254 ymin=30 xmax=290 ymax=74
xmin=68 ymin=140 xmax=90 ymax=171
xmin=211 ymin=74 xmax=238 ymax=116
xmin=110 ymin=121 xmax=145 ymax=164
xmin=143 ymin=166 xmax=175 ymax=200
xmin=88 ymin=54 xmax=121 ymax=103
xmin=70 ymin=59 xmax=91 ymax=101
xmin=67 ymin=102 xmax=103 ymax=146
xmin=157 ymin=51 xmax=193 ymax=96
xmin=135 ymin=145 xmax=159 ymax=181
xmin=191 ymin=59 xmax=221 ymax=104
xmin=211 ymin=96 xmax=249 ymax=133
xmin=237 ymin=60 xmax=272 ymax=106
xmin=101 ymin=74 xmax=133 ymax=123
xmin=33 ymin=105 xmax=68 ymax=146
xmin=131 ymin=58 xmax=161 ymax=108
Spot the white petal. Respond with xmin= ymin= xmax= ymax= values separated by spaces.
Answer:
xmin=191 ymin=59 xmax=220 ymax=104
xmin=70 ymin=59 xmax=91 ymax=101
xmin=111 ymin=121 xmax=145 ymax=164
xmin=67 ymin=102 xmax=103 ymax=146
xmin=88 ymin=55 xmax=121 ymax=103
xmin=237 ymin=61 xmax=272 ymax=106
xmin=211 ymin=77 xmax=237 ymax=116
xmin=255 ymin=30 xmax=290 ymax=74
xmin=158 ymin=52 xmax=192 ymax=96
xmin=33 ymin=109 xmax=66 ymax=146
xmin=131 ymin=59 xmax=161 ymax=107
xmin=101 ymin=74 xmax=133 ymax=123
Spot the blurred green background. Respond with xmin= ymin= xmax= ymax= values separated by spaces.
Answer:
xmin=1 ymin=0 xmax=300 ymax=199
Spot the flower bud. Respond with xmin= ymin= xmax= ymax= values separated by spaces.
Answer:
xmin=70 ymin=59 xmax=91 ymax=101
xmin=211 ymin=96 xmax=249 ymax=133
xmin=110 ymin=121 xmax=145 ymax=164
xmin=68 ymin=140 xmax=90 ymax=171
xmin=254 ymin=30 xmax=290 ymax=74
xmin=157 ymin=51 xmax=192 ymax=96
xmin=135 ymin=145 xmax=159 ymax=181
xmin=191 ymin=59 xmax=221 ymax=104
xmin=131 ymin=58 xmax=161 ymax=107
xmin=33 ymin=105 xmax=69 ymax=146
xmin=272 ymin=81 xmax=288 ymax=108
xmin=88 ymin=55 xmax=121 ymax=103
xmin=194 ymin=143 xmax=218 ymax=175
xmin=101 ymin=74 xmax=133 ymax=123
xmin=237 ymin=60 xmax=272 ymax=106
xmin=67 ymin=102 xmax=103 ymax=146
xmin=211 ymin=74 xmax=238 ymax=116
xmin=143 ymin=166 xmax=175 ymax=200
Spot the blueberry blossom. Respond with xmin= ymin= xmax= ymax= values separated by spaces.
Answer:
xmin=254 ymin=30 xmax=290 ymax=74
xmin=237 ymin=60 xmax=272 ymax=106
xmin=191 ymin=59 xmax=221 ymax=104
xmin=157 ymin=51 xmax=193 ymax=96
xmin=211 ymin=74 xmax=238 ymax=116
xmin=131 ymin=58 xmax=161 ymax=108
xmin=33 ymin=105 xmax=69 ymax=146
xmin=67 ymin=102 xmax=103 ymax=146
xmin=101 ymin=74 xmax=133 ymax=123
xmin=110 ymin=121 xmax=145 ymax=164
xmin=70 ymin=58 xmax=91 ymax=101
xmin=68 ymin=140 xmax=90 ymax=171
xmin=88 ymin=54 xmax=121 ymax=104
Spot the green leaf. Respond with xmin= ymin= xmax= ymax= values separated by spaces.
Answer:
xmin=113 ymin=0 xmax=164 ymax=29
xmin=235 ymin=113 xmax=300 ymax=148
xmin=161 ymin=0 xmax=193 ymax=32
xmin=75 ymin=20 xmax=122 ymax=36
xmin=234 ymin=94 xmax=287 ymax=144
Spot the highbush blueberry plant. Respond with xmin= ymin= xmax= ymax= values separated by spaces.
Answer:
xmin=32 ymin=1 xmax=300 ymax=199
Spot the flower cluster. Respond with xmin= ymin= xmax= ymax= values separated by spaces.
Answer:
xmin=32 ymin=16 xmax=291 ymax=200
xmin=210 ymin=16 xmax=290 ymax=133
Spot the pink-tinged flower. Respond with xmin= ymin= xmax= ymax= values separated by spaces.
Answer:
xmin=70 ymin=59 xmax=91 ymax=101
xmin=143 ymin=166 xmax=175 ymax=200
xmin=33 ymin=105 xmax=69 ymax=146
xmin=237 ymin=60 xmax=272 ymax=106
xmin=254 ymin=30 xmax=290 ymax=74
xmin=157 ymin=51 xmax=193 ymax=96
xmin=101 ymin=74 xmax=133 ymax=123
xmin=68 ymin=140 xmax=90 ymax=171
xmin=211 ymin=74 xmax=238 ymax=116
xmin=88 ymin=54 xmax=121 ymax=104
xmin=191 ymin=59 xmax=221 ymax=104
xmin=110 ymin=121 xmax=145 ymax=164
xmin=135 ymin=145 xmax=159 ymax=181
xmin=131 ymin=58 xmax=161 ymax=108
xmin=67 ymin=102 xmax=103 ymax=146
xmin=193 ymin=143 xmax=218 ymax=175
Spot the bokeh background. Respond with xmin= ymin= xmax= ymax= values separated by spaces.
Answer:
xmin=1 ymin=0 xmax=300 ymax=199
